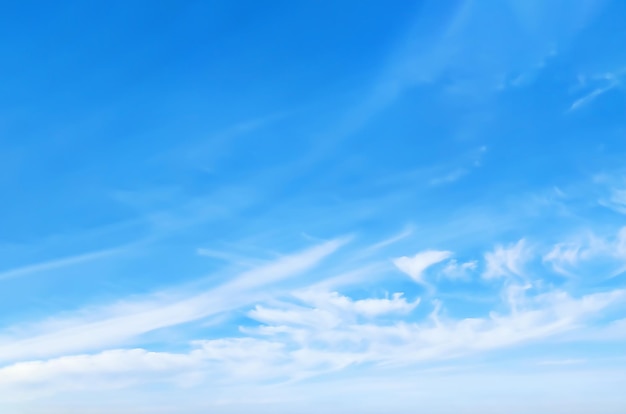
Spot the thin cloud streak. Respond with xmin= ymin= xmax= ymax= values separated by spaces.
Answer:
xmin=0 ymin=247 xmax=126 ymax=282
xmin=0 ymin=238 xmax=348 ymax=363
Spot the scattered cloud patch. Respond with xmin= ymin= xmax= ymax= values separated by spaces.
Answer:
xmin=543 ymin=227 xmax=626 ymax=278
xmin=292 ymin=290 xmax=420 ymax=318
xmin=483 ymin=239 xmax=532 ymax=280
xmin=393 ymin=250 xmax=453 ymax=285
xmin=440 ymin=259 xmax=478 ymax=280
xmin=543 ymin=243 xmax=582 ymax=276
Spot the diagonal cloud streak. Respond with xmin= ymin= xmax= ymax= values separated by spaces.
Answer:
xmin=0 ymin=238 xmax=349 ymax=363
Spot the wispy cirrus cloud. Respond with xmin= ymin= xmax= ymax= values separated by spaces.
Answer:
xmin=568 ymin=68 xmax=626 ymax=112
xmin=1 ymin=218 xmax=626 ymax=406
xmin=543 ymin=227 xmax=626 ymax=278
xmin=599 ymin=187 xmax=626 ymax=215
xmin=440 ymin=259 xmax=478 ymax=280
xmin=1 ymin=282 xmax=622 ymax=399
xmin=483 ymin=239 xmax=532 ymax=280
xmin=0 ymin=238 xmax=348 ymax=363
xmin=0 ymin=247 xmax=127 ymax=282
xmin=2 ymin=0 xmax=625 ymax=412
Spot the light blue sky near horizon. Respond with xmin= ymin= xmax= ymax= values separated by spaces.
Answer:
xmin=1 ymin=1 xmax=626 ymax=412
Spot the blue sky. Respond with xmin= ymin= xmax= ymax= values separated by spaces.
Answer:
xmin=1 ymin=0 xmax=626 ymax=412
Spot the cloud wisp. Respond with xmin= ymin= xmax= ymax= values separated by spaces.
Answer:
xmin=1 ymin=282 xmax=622 ymax=399
xmin=0 ymin=238 xmax=348 ymax=364
xmin=1 ymin=223 xmax=626 ymax=406
xmin=0 ymin=247 xmax=127 ymax=282
xmin=483 ymin=239 xmax=532 ymax=280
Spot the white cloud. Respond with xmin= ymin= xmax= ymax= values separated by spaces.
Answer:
xmin=246 ymin=290 xmax=420 ymax=335
xmin=193 ymin=338 xmax=289 ymax=381
xmin=600 ymin=187 xmax=626 ymax=215
xmin=251 ymin=286 xmax=625 ymax=371
xmin=543 ymin=243 xmax=582 ymax=276
xmin=393 ymin=250 xmax=453 ymax=285
xmin=440 ymin=259 xmax=478 ymax=280
xmin=0 ymin=238 xmax=348 ymax=364
xmin=1 ymin=229 xmax=625 ymax=405
xmin=248 ymin=305 xmax=340 ymax=330
xmin=568 ymin=68 xmax=625 ymax=112
xmin=293 ymin=290 xmax=420 ymax=318
xmin=568 ymin=84 xmax=616 ymax=111
xmin=483 ymin=239 xmax=531 ymax=279
xmin=0 ymin=348 xmax=203 ymax=402
xmin=0 ymin=247 xmax=125 ymax=281
xmin=2 ymin=285 xmax=622 ymax=400
xmin=543 ymin=227 xmax=626 ymax=277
